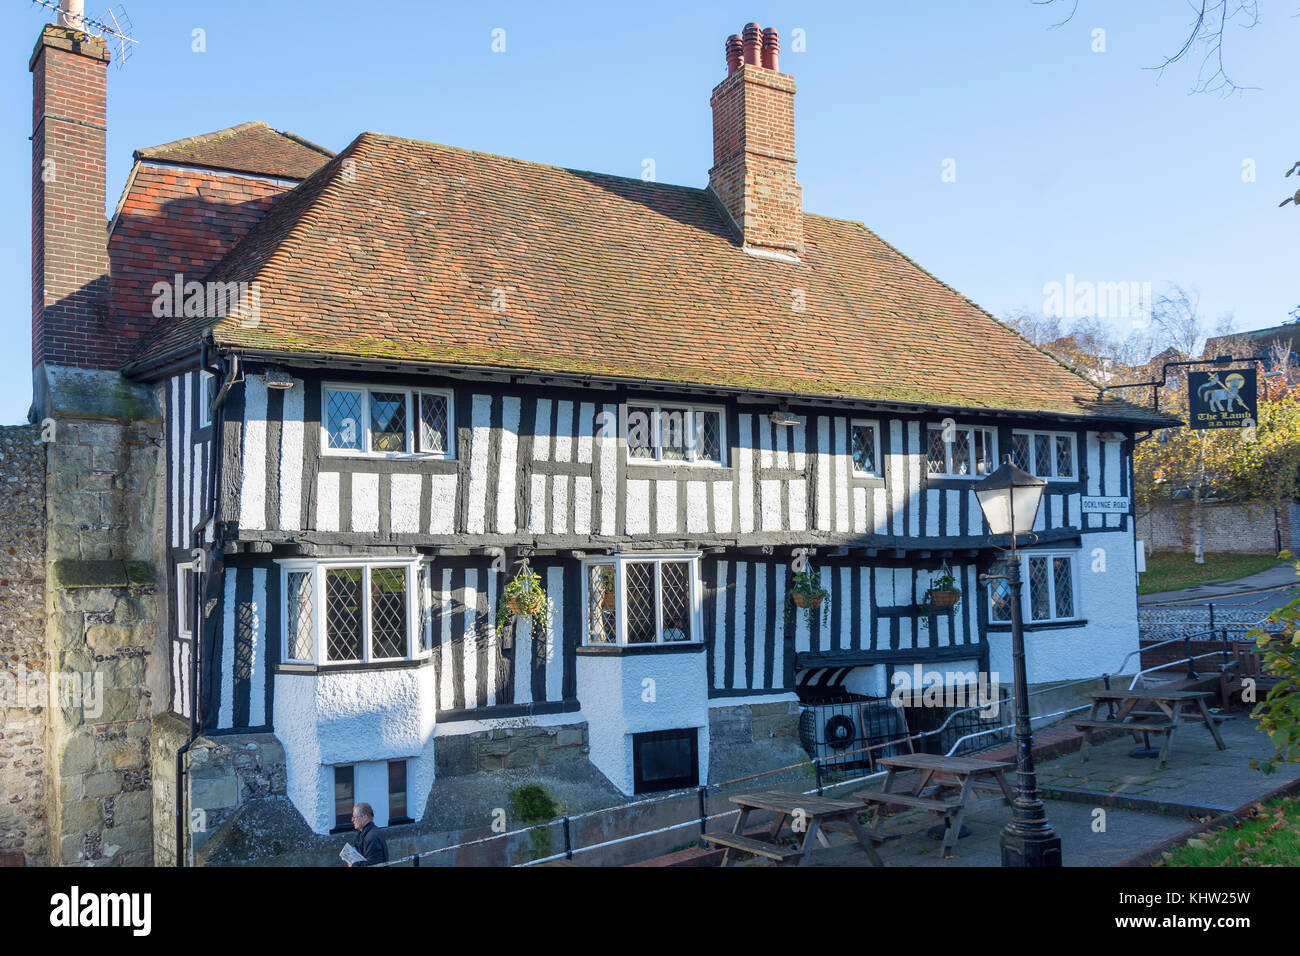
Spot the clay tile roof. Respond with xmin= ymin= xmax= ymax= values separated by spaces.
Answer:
xmin=128 ymin=132 xmax=1165 ymax=424
xmin=134 ymin=121 xmax=334 ymax=180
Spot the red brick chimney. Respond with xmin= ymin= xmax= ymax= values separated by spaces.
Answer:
xmin=30 ymin=18 xmax=112 ymax=373
xmin=708 ymin=23 xmax=802 ymax=258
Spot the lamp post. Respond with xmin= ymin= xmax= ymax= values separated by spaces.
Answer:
xmin=973 ymin=456 xmax=1062 ymax=868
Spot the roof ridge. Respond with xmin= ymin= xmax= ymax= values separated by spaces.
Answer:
xmin=354 ymin=131 xmax=711 ymax=195
xmin=135 ymin=120 xmax=270 ymax=159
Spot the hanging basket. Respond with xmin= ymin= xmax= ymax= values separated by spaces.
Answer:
xmin=504 ymin=595 xmax=546 ymax=616
xmin=929 ymin=588 xmax=961 ymax=609
xmin=792 ymin=592 xmax=824 ymax=610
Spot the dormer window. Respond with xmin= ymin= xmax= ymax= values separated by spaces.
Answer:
xmin=322 ymin=385 xmax=454 ymax=459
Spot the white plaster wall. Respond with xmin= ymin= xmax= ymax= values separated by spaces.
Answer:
xmin=275 ymin=666 xmax=438 ymax=834
xmin=986 ymin=529 xmax=1140 ymax=685
xmin=577 ymin=649 xmax=710 ymax=795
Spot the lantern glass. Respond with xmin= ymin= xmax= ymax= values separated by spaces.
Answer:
xmin=974 ymin=459 xmax=1046 ymax=537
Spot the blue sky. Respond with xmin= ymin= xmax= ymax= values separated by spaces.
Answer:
xmin=2 ymin=0 xmax=1296 ymax=422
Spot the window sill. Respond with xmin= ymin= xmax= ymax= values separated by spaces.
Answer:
xmin=321 ymin=450 xmax=455 ymax=462
xmin=577 ymin=642 xmax=706 ymax=656
xmin=275 ymin=656 xmax=435 ymax=675
xmin=985 ymin=619 xmax=1088 ymax=633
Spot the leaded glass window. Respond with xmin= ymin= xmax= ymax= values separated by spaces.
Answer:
xmin=625 ymin=562 xmax=657 ymax=644
xmin=325 ymin=567 xmax=364 ymax=661
xmin=370 ymin=567 xmax=408 ymax=659
xmin=851 ymin=422 xmax=879 ymax=475
xmin=418 ymin=392 xmax=449 ymax=455
xmin=696 ymin=410 xmax=723 ymax=463
xmin=287 ymin=570 xmax=314 ymax=661
xmin=583 ymin=555 xmax=700 ymax=646
xmin=326 ymin=389 xmax=363 ymax=450
xmin=1011 ymin=430 xmax=1076 ymax=479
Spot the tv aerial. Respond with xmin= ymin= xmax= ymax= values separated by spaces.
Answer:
xmin=31 ymin=0 xmax=138 ymax=68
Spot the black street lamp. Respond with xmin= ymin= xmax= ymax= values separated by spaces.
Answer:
xmin=973 ymin=456 xmax=1063 ymax=868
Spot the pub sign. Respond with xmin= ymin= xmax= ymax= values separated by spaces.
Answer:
xmin=1187 ymin=368 xmax=1257 ymax=430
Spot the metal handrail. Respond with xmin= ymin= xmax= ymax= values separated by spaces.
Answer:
xmin=379 ymin=624 xmax=1274 ymax=866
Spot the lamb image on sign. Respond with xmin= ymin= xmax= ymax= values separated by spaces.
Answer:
xmin=1187 ymin=369 xmax=1257 ymax=430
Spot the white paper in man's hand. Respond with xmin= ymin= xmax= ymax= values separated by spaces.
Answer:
xmin=340 ymin=842 xmax=366 ymax=865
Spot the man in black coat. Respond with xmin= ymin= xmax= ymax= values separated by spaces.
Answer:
xmin=349 ymin=803 xmax=389 ymax=867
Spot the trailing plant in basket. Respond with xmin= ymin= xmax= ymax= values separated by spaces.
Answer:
xmin=785 ymin=568 xmax=830 ymax=630
xmin=497 ymin=566 xmax=549 ymax=638
xmin=918 ymin=567 xmax=962 ymax=628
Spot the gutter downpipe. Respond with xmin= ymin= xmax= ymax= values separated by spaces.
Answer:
xmin=176 ymin=341 xmax=236 ymax=866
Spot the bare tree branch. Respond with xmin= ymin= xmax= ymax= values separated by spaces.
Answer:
xmin=1038 ymin=0 xmax=1262 ymax=94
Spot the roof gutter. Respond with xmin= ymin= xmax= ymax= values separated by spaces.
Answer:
xmin=206 ymin=346 xmax=1180 ymax=430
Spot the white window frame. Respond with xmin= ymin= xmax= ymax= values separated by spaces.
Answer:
xmin=623 ymin=402 xmax=726 ymax=467
xmin=175 ymin=563 xmax=196 ymax=643
xmin=581 ymin=552 xmax=703 ymax=646
xmin=850 ymin=419 xmax=882 ymax=477
xmin=276 ymin=557 xmax=432 ymax=665
xmin=1011 ymin=429 xmax=1077 ymax=481
xmin=198 ymin=371 xmax=213 ymax=429
xmin=988 ymin=551 xmax=1081 ymax=625
xmin=320 ymin=383 xmax=456 ymax=461
xmin=926 ymin=423 xmax=997 ymax=479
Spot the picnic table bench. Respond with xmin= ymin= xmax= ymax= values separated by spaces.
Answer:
xmin=1074 ymin=689 xmax=1227 ymax=767
xmin=703 ymin=789 xmax=884 ymax=867
xmin=854 ymin=753 xmax=1015 ymax=859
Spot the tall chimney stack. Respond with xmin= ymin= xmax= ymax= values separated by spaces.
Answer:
xmin=708 ymin=23 xmax=802 ymax=258
xmin=30 ymin=10 xmax=113 ymax=394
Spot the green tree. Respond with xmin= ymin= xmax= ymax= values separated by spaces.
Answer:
xmin=1247 ymin=552 xmax=1300 ymax=774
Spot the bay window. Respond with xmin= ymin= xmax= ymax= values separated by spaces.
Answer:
xmin=279 ymin=558 xmax=431 ymax=664
xmin=584 ymin=554 xmax=701 ymax=646
xmin=988 ymin=552 xmax=1079 ymax=625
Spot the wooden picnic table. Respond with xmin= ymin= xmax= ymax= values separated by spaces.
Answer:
xmin=854 ymin=753 xmax=1015 ymax=859
xmin=703 ymin=789 xmax=884 ymax=867
xmin=1073 ymin=688 xmax=1227 ymax=767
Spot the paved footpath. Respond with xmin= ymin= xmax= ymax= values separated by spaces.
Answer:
xmin=774 ymin=716 xmax=1300 ymax=867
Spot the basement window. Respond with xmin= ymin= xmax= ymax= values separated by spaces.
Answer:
xmin=322 ymin=384 xmax=455 ymax=460
xmin=633 ymin=729 xmax=699 ymax=794
xmin=333 ymin=765 xmax=355 ymax=831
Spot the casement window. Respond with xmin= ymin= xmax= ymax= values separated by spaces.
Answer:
xmin=583 ymin=554 xmax=702 ymax=646
xmin=625 ymin=403 xmax=725 ymax=465
xmin=989 ymin=552 xmax=1079 ymax=625
xmin=322 ymin=385 xmax=454 ymax=459
xmin=850 ymin=420 xmax=882 ymax=477
xmin=1011 ymin=430 xmax=1076 ymax=480
xmin=926 ymin=424 xmax=996 ymax=478
xmin=278 ymin=558 xmax=431 ymax=665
